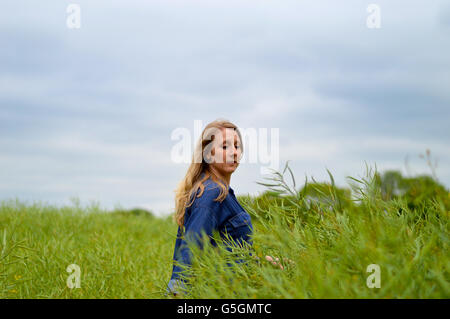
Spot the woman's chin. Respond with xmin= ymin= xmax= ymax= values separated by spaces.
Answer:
xmin=216 ymin=163 xmax=239 ymax=175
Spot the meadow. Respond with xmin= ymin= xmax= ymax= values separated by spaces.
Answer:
xmin=1 ymin=162 xmax=448 ymax=298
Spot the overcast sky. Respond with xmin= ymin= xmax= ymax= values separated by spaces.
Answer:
xmin=1 ymin=0 xmax=449 ymax=216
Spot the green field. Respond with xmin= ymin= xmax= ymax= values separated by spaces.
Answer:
xmin=1 ymin=163 xmax=449 ymax=298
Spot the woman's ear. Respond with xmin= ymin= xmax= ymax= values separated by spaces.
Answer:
xmin=205 ymin=151 xmax=214 ymax=163
xmin=207 ymin=148 xmax=215 ymax=162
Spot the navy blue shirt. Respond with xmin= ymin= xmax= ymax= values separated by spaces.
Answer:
xmin=166 ymin=176 xmax=254 ymax=295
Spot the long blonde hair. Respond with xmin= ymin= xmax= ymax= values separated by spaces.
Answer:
xmin=173 ymin=119 xmax=244 ymax=228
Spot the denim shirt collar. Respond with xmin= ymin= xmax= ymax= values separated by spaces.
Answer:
xmin=200 ymin=172 xmax=234 ymax=195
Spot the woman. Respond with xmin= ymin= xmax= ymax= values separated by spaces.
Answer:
xmin=166 ymin=119 xmax=283 ymax=296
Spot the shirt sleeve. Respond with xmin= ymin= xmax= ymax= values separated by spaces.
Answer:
xmin=175 ymin=204 xmax=219 ymax=277
xmin=166 ymin=277 xmax=186 ymax=296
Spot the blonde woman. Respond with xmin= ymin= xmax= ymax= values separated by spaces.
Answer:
xmin=166 ymin=119 xmax=284 ymax=296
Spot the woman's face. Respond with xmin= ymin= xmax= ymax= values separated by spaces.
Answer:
xmin=207 ymin=127 xmax=242 ymax=177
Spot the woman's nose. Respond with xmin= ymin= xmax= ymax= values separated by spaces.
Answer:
xmin=233 ymin=146 xmax=239 ymax=156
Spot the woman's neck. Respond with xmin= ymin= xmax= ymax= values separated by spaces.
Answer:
xmin=208 ymin=167 xmax=231 ymax=186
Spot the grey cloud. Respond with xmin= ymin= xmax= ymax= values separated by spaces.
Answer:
xmin=1 ymin=0 xmax=449 ymax=214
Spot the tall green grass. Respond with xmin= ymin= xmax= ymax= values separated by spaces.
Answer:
xmin=0 ymin=162 xmax=448 ymax=298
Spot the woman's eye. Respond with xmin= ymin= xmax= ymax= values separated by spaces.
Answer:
xmin=223 ymin=145 xmax=239 ymax=150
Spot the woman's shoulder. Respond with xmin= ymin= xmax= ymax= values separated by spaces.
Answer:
xmin=193 ymin=178 xmax=227 ymax=208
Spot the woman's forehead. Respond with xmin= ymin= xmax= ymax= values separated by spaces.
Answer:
xmin=217 ymin=128 xmax=239 ymax=143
